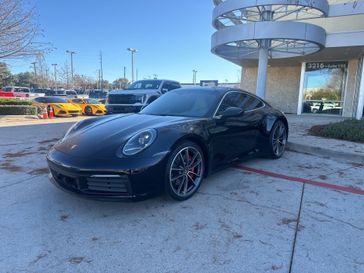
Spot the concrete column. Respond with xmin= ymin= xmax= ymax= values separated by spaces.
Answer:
xmin=356 ymin=58 xmax=364 ymax=119
xmin=256 ymin=7 xmax=272 ymax=99
xmin=256 ymin=47 xmax=269 ymax=98
xmin=297 ymin=62 xmax=306 ymax=115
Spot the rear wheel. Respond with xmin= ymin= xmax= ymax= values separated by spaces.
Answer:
xmin=267 ymin=120 xmax=287 ymax=159
xmin=165 ymin=141 xmax=205 ymax=201
xmin=85 ymin=106 xmax=93 ymax=116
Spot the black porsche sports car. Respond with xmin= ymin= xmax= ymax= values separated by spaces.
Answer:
xmin=47 ymin=87 xmax=288 ymax=201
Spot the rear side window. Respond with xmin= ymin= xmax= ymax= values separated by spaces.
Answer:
xmin=243 ymin=95 xmax=263 ymax=111
xmin=161 ymin=82 xmax=180 ymax=92
xmin=216 ymin=92 xmax=264 ymax=115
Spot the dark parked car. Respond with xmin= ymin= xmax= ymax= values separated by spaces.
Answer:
xmin=65 ymin=90 xmax=78 ymax=98
xmin=106 ymin=79 xmax=181 ymax=114
xmin=89 ymin=89 xmax=108 ymax=99
xmin=44 ymin=89 xmax=67 ymax=96
xmin=47 ymin=87 xmax=288 ymax=201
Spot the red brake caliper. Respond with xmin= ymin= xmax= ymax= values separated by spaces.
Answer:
xmin=188 ymin=151 xmax=196 ymax=181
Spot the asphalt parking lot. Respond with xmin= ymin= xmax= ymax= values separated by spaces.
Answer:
xmin=1 ymin=122 xmax=364 ymax=273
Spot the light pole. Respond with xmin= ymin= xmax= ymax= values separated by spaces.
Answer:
xmin=52 ymin=63 xmax=57 ymax=89
xmin=66 ymin=50 xmax=76 ymax=87
xmin=31 ymin=62 xmax=37 ymax=87
xmin=99 ymin=51 xmax=104 ymax=91
xmin=127 ymin=48 xmax=137 ymax=82
xmin=192 ymin=69 xmax=198 ymax=85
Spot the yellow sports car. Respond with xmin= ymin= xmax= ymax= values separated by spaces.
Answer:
xmin=69 ymin=98 xmax=106 ymax=116
xmin=33 ymin=96 xmax=82 ymax=117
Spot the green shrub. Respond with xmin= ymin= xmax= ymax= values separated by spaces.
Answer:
xmin=309 ymin=119 xmax=364 ymax=143
xmin=0 ymin=98 xmax=32 ymax=106
xmin=0 ymin=105 xmax=37 ymax=115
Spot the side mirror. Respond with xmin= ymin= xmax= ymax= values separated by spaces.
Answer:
xmin=161 ymin=88 xmax=168 ymax=93
xmin=221 ymin=107 xmax=244 ymax=118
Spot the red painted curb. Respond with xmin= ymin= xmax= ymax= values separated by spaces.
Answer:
xmin=234 ymin=165 xmax=364 ymax=196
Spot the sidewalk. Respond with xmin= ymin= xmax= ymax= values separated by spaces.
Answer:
xmin=286 ymin=114 xmax=364 ymax=163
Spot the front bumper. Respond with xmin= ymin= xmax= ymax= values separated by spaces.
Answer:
xmin=55 ymin=110 xmax=82 ymax=117
xmin=93 ymin=109 xmax=106 ymax=115
xmin=47 ymin=148 xmax=168 ymax=201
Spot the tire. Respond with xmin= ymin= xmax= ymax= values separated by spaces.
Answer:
xmin=85 ymin=106 xmax=93 ymax=116
xmin=165 ymin=141 xmax=205 ymax=201
xmin=267 ymin=120 xmax=287 ymax=159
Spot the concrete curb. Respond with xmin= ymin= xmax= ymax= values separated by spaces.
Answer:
xmin=287 ymin=141 xmax=364 ymax=164
xmin=0 ymin=115 xmax=39 ymax=119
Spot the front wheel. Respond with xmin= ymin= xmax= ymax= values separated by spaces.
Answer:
xmin=165 ymin=141 xmax=205 ymax=201
xmin=267 ymin=120 xmax=287 ymax=159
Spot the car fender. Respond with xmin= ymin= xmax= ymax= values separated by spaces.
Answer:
xmin=261 ymin=113 xmax=288 ymax=137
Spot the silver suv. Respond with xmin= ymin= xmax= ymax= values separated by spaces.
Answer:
xmin=106 ymin=79 xmax=181 ymax=114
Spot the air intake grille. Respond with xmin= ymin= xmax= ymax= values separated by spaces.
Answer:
xmin=86 ymin=176 xmax=129 ymax=193
xmin=108 ymin=94 xmax=142 ymax=104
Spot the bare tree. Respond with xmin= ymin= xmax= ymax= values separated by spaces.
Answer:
xmin=73 ymin=74 xmax=96 ymax=90
xmin=0 ymin=0 xmax=46 ymax=59
xmin=112 ymin=78 xmax=129 ymax=89
xmin=35 ymin=54 xmax=53 ymax=88
xmin=57 ymin=62 xmax=71 ymax=89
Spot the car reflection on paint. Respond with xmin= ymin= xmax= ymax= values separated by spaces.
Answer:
xmin=47 ymin=87 xmax=288 ymax=201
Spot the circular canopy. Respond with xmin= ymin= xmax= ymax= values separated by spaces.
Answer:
xmin=211 ymin=0 xmax=328 ymax=61
xmin=213 ymin=0 xmax=329 ymax=29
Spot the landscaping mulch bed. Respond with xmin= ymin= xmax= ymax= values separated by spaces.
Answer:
xmin=309 ymin=119 xmax=364 ymax=143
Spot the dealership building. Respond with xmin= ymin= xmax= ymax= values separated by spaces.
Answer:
xmin=211 ymin=0 xmax=364 ymax=119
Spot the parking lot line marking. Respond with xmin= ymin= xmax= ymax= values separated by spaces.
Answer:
xmin=235 ymin=165 xmax=364 ymax=196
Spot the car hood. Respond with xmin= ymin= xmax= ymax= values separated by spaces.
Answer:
xmin=52 ymin=103 xmax=81 ymax=110
xmin=54 ymin=114 xmax=199 ymax=158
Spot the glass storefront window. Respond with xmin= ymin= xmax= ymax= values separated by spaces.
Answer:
xmin=302 ymin=61 xmax=347 ymax=115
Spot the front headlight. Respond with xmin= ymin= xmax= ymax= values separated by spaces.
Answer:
xmin=122 ymin=129 xmax=157 ymax=156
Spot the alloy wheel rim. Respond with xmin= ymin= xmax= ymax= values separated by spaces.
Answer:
xmin=169 ymin=146 xmax=203 ymax=197
xmin=272 ymin=123 xmax=287 ymax=156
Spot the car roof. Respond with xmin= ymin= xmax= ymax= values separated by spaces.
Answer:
xmin=134 ymin=79 xmax=180 ymax=84
xmin=39 ymin=96 xmax=69 ymax=100
xmin=178 ymin=86 xmax=240 ymax=94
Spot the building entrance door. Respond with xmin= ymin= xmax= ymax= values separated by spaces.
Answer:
xmin=301 ymin=61 xmax=347 ymax=115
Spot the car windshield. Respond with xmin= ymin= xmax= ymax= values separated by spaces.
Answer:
xmin=43 ymin=97 xmax=69 ymax=103
xmin=84 ymin=99 xmax=99 ymax=104
xmin=141 ymin=88 xmax=221 ymax=118
xmin=127 ymin=80 xmax=162 ymax=90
